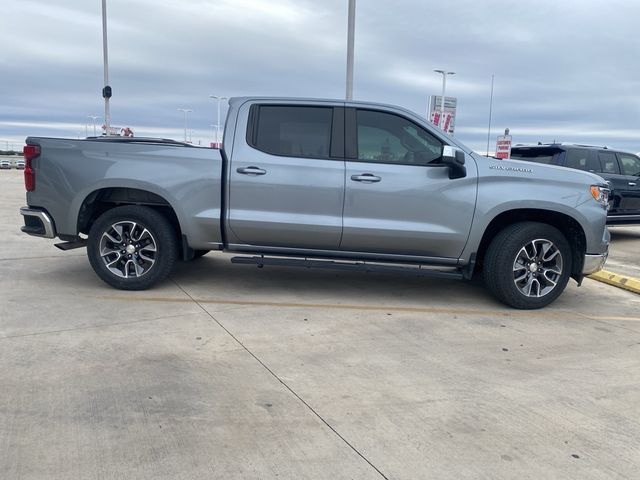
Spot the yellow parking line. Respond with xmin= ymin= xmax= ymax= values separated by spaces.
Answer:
xmin=93 ymin=295 xmax=640 ymax=322
xmin=588 ymin=270 xmax=640 ymax=295
xmin=95 ymin=295 xmax=516 ymax=315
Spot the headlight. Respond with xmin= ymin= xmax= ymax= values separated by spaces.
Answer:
xmin=590 ymin=185 xmax=610 ymax=206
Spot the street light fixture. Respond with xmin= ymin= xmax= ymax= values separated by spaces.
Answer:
xmin=177 ymin=108 xmax=192 ymax=142
xmin=433 ymin=70 xmax=455 ymax=131
xmin=209 ymin=95 xmax=228 ymax=146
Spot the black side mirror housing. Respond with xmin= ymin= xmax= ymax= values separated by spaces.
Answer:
xmin=442 ymin=146 xmax=467 ymax=179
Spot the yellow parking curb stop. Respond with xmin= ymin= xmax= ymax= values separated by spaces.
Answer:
xmin=588 ymin=269 xmax=640 ymax=295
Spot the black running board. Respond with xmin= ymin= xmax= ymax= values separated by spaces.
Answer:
xmin=231 ymin=256 xmax=464 ymax=280
xmin=54 ymin=239 xmax=88 ymax=251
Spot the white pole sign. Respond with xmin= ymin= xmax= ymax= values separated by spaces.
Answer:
xmin=495 ymin=135 xmax=512 ymax=159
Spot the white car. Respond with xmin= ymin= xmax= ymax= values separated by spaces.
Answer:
xmin=15 ymin=159 xmax=25 ymax=169
xmin=0 ymin=159 xmax=12 ymax=169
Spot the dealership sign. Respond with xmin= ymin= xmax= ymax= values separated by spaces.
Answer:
xmin=428 ymin=95 xmax=457 ymax=135
xmin=495 ymin=135 xmax=512 ymax=159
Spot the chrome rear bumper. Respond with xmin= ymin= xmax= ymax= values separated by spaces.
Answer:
xmin=20 ymin=207 xmax=56 ymax=238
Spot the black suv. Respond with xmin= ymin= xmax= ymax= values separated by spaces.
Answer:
xmin=511 ymin=144 xmax=640 ymax=225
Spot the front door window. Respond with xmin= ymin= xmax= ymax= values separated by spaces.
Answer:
xmin=618 ymin=153 xmax=640 ymax=177
xmin=356 ymin=110 xmax=443 ymax=166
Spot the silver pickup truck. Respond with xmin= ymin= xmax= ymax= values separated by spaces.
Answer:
xmin=20 ymin=97 xmax=610 ymax=309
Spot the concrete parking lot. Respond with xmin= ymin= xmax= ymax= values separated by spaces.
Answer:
xmin=1 ymin=168 xmax=639 ymax=479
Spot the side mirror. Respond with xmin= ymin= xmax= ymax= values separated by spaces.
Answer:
xmin=442 ymin=146 xmax=467 ymax=179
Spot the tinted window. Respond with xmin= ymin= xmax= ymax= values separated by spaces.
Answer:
xmin=565 ymin=148 xmax=599 ymax=172
xmin=356 ymin=110 xmax=442 ymax=165
xmin=617 ymin=153 xmax=640 ymax=176
xmin=510 ymin=147 xmax=561 ymax=164
xmin=250 ymin=106 xmax=333 ymax=158
xmin=598 ymin=152 xmax=620 ymax=174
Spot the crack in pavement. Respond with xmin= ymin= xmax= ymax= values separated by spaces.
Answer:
xmin=0 ymin=311 xmax=202 ymax=341
xmin=171 ymin=279 xmax=390 ymax=480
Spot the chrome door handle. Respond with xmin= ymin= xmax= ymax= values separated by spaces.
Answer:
xmin=629 ymin=182 xmax=637 ymax=186
xmin=351 ymin=174 xmax=381 ymax=183
xmin=237 ymin=166 xmax=267 ymax=175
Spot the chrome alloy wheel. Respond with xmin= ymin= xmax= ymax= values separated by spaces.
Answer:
xmin=512 ymin=238 xmax=563 ymax=298
xmin=99 ymin=221 xmax=157 ymax=278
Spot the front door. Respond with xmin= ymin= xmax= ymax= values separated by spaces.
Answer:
xmin=615 ymin=152 xmax=640 ymax=212
xmin=228 ymin=103 xmax=345 ymax=249
xmin=597 ymin=151 xmax=636 ymax=214
xmin=341 ymin=108 xmax=477 ymax=259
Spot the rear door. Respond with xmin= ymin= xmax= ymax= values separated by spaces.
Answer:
xmin=227 ymin=103 xmax=345 ymax=249
xmin=340 ymin=107 xmax=477 ymax=259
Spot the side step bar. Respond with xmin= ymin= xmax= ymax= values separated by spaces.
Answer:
xmin=54 ymin=239 xmax=88 ymax=251
xmin=231 ymin=256 xmax=465 ymax=280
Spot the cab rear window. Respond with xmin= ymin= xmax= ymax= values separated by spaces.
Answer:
xmin=510 ymin=147 xmax=562 ymax=165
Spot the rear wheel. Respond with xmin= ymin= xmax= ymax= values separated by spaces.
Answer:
xmin=483 ymin=222 xmax=572 ymax=309
xmin=87 ymin=206 xmax=178 ymax=290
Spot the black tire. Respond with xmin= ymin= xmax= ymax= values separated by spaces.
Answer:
xmin=483 ymin=222 xmax=572 ymax=309
xmin=87 ymin=206 xmax=178 ymax=290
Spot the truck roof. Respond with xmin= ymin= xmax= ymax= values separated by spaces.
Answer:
xmin=229 ymin=96 xmax=422 ymax=117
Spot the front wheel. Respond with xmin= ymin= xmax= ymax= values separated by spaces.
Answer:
xmin=87 ymin=206 xmax=178 ymax=290
xmin=483 ymin=222 xmax=572 ymax=309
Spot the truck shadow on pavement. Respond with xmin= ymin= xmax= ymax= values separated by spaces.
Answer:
xmin=168 ymin=255 xmax=507 ymax=311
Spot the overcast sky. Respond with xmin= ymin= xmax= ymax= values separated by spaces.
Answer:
xmin=1 ymin=0 xmax=639 ymax=153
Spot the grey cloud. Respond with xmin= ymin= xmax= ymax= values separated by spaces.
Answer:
xmin=0 ymin=0 xmax=639 ymax=153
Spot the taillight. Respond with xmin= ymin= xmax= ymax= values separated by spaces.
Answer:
xmin=23 ymin=144 xmax=40 ymax=192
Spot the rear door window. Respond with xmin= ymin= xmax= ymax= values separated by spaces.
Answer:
xmin=598 ymin=152 xmax=621 ymax=174
xmin=248 ymin=105 xmax=333 ymax=159
xmin=565 ymin=149 xmax=600 ymax=172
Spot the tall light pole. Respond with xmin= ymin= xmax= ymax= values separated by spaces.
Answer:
xmin=177 ymin=108 xmax=192 ymax=142
xmin=345 ymin=0 xmax=356 ymax=100
xmin=486 ymin=74 xmax=495 ymax=156
xmin=209 ymin=95 xmax=228 ymax=145
xmin=88 ymin=115 xmax=99 ymax=136
xmin=101 ymin=0 xmax=112 ymax=135
xmin=433 ymin=70 xmax=455 ymax=131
